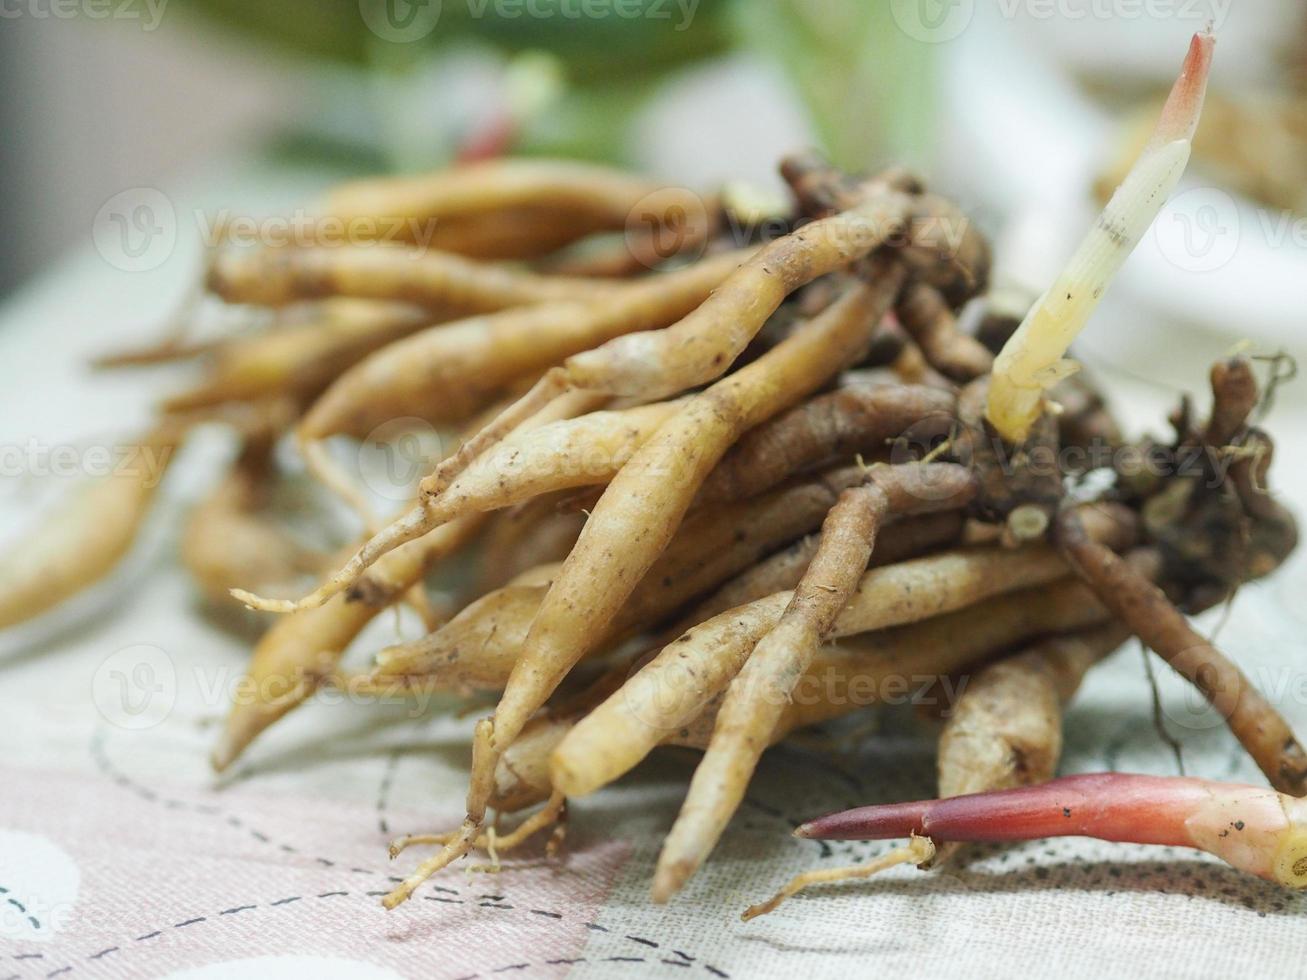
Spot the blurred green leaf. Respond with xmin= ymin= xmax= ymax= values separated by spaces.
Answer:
xmin=183 ymin=0 xmax=732 ymax=74
xmin=729 ymin=0 xmax=936 ymax=170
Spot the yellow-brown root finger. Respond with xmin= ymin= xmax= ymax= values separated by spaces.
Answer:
xmin=333 ymin=397 xmax=681 ymax=587
xmin=653 ymin=464 xmax=977 ymax=900
xmin=561 ymin=192 xmax=914 ymax=400
xmin=939 ymin=622 xmax=1133 ymax=797
xmin=696 ymin=382 xmax=956 ymax=504
xmin=678 ymin=511 xmax=965 ymax=630
xmin=374 ymin=577 xmax=552 ymax=692
xmin=299 ymin=249 xmax=751 ymax=443
xmin=0 ymin=422 xmax=184 ymax=630
xmin=236 ymin=388 xmax=605 ymax=614
xmin=425 ymin=398 xmax=683 ymax=519
xmin=323 ymin=159 xmax=673 ymax=235
xmin=163 ymin=300 xmax=433 ymax=412
xmin=210 ymin=514 xmax=484 ymax=771
xmin=487 ymin=271 xmax=909 ymax=770
xmin=929 ymin=622 xmax=1132 ymax=868
xmin=370 ymin=468 xmax=870 ymax=687
xmin=742 ymin=836 xmax=935 ymax=921
xmin=667 ymin=573 xmax=1127 ymax=756
xmin=552 ymin=545 xmax=1069 ymax=801
xmin=895 ymin=281 xmax=994 ymax=382
xmin=554 ymin=503 xmax=1134 ymax=798
xmin=409 ymin=206 xmax=618 ymax=261
xmin=207 ymin=244 xmax=624 ymax=311
xmin=612 ymin=466 xmax=868 ymax=635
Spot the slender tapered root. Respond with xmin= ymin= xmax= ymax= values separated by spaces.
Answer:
xmin=1056 ymin=509 xmax=1307 ymax=796
xmin=653 ymin=463 xmax=977 ymax=900
xmin=382 ymin=819 xmax=481 ymax=909
xmin=390 ymin=791 xmax=566 ymax=860
xmin=741 ymin=836 xmax=935 ymax=921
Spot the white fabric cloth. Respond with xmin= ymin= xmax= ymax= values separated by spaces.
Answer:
xmin=3 ymin=170 xmax=1307 ymax=980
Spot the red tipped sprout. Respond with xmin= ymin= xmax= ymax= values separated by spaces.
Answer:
xmin=744 ymin=773 xmax=1307 ymax=920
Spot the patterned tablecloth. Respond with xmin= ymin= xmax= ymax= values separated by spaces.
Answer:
xmin=3 ymin=172 xmax=1307 ymax=980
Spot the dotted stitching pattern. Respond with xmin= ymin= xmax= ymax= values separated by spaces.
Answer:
xmin=15 ymin=730 xmax=732 ymax=979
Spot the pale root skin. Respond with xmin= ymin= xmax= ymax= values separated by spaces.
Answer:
xmin=374 ymin=579 xmax=551 ymax=694
xmin=411 ymin=190 xmax=912 ymax=511
xmin=206 ymin=243 xmax=626 ymax=312
xmin=0 ymin=424 xmax=182 ymax=630
xmin=767 ymin=578 xmax=1115 ymax=737
xmin=323 ymin=158 xmax=671 ymax=234
xmin=379 ymin=270 xmax=909 ymax=906
xmin=668 ymin=575 xmax=1116 ymax=755
xmin=263 ymin=399 xmax=684 ymax=613
xmin=236 ymin=384 xmax=606 ymax=614
xmin=298 ymin=249 xmax=751 ymax=441
xmin=551 ymin=545 xmax=1073 ymax=801
xmin=363 ymin=582 xmax=1117 ymax=887
xmin=210 ymin=514 xmax=485 ymax=771
xmin=651 ymin=464 xmax=977 ymax=901
xmin=164 ymin=299 xmax=433 ymax=411
xmin=485 ymin=564 xmax=1077 ymax=812
xmin=668 ymin=511 xmax=966 ymax=638
xmin=743 ymin=625 xmax=1126 ymax=918
xmin=695 ymin=383 xmax=957 ymax=504
xmin=555 ymin=504 xmax=1135 ymax=804
xmin=985 ymin=31 xmax=1213 ymax=443
xmin=369 ymin=467 xmax=873 ymax=689
xmin=561 ymin=195 xmax=914 ymax=401
xmin=488 ymin=277 xmax=904 ymax=749
xmin=894 ymin=281 xmax=994 ymax=382
xmin=609 ymin=468 xmax=868 ymax=635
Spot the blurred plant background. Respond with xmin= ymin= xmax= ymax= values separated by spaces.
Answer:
xmin=1 ymin=0 xmax=1304 ymax=348
xmin=0 ymin=0 xmax=940 ymax=298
